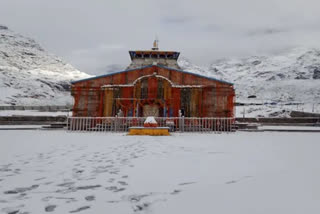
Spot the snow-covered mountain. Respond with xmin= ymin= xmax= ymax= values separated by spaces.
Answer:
xmin=179 ymin=47 xmax=320 ymax=105
xmin=0 ymin=25 xmax=91 ymax=106
xmin=1 ymin=24 xmax=319 ymax=113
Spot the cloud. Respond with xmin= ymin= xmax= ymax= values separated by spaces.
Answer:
xmin=1 ymin=0 xmax=320 ymax=74
xmin=161 ymin=16 xmax=194 ymax=25
xmin=68 ymin=43 xmax=128 ymax=73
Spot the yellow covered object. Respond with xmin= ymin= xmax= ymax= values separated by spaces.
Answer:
xmin=128 ymin=127 xmax=170 ymax=136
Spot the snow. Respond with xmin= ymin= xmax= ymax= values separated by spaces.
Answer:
xmin=0 ymin=110 xmax=71 ymax=116
xmin=0 ymin=26 xmax=91 ymax=106
xmin=0 ymin=125 xmax=43 ymax=129
xmin=1 ymin=131 xmax=320 ymax=214
xmin=144 ymin=117 xmax=157 ymax=124
xmin=179 ymin=47 xmax=320 ymax=117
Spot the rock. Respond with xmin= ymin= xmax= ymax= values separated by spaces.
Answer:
xmin=0 ymin=25 xmax=8 ymax=30
xmin=313 ymin=68 xmax=320 ymax=79
xmin=295 ymin=72 xmax=309 ymax=79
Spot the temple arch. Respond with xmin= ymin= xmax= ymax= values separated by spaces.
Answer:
xmin=133 ymin=74 xmax=173 ymax=117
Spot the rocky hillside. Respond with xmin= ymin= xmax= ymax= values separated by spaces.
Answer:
xmin=0 ymin=25 xmax=91 ymax=106
xmin=179 ymin=47 xmax=320 ymax=105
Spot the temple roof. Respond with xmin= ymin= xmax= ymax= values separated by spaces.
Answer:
xmin=71 ymin=64 xmax=233 ymax=85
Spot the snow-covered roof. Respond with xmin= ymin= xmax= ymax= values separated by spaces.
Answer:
xmin=71 ymin=65 xmax=233 ymax=85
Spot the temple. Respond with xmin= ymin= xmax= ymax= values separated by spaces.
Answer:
xmin=71 ymin=41 xmax=235 ymax=118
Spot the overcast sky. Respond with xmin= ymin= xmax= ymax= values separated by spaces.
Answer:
xmin=1 ymin=0 xmax=320 ymax=74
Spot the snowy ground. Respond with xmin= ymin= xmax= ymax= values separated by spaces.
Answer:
xmin=1 ymin=131 xmax=320 ymax=214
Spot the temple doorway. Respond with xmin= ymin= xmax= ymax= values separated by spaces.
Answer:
xmin=143 ymin=104 xmax=159 ymax=117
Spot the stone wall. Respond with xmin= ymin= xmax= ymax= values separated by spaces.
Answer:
xmin=0 ymin=105 xmax=71 ymax=111
xmin=0 ymin=116 xmax=67 ymax=125
xmin=290 ymin=111 xmax=320 ymax=118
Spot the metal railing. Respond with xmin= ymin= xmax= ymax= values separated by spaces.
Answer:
xmin=67 ymin=117 xmax=235 ymax=133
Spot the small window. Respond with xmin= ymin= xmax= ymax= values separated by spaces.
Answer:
xmin=144 ymin=54 xmax=150 ymax=58
xmin=159 ymin=54 xmax=166 ymax=59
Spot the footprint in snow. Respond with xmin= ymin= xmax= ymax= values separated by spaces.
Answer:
xmin=179 ymin=182 xmax=196 ymax=186
xmin=45 ymin=205 xmax=57 ymax=212
xmin=2 ymin=204 xmax=25 ymax=214
xmin=34 ymin=177 xmax=46 ymax=181
xmin=85 ymin=195 xmax=95 ymax=201
xmin=118 ymin=181 xmax=128 ymax=186
xmin=76 ymin=185 xmax=102 ymax=190
xmin=105 ymin=186 xmax=126 ymax=192
xmin=170 ymin=189 xmax=182 ymax=195
xmin=56 ymin=182 xmax=75 ymax=187
xmin=133 ymin=203 xmax=150 ymax=212
xmin=225 ymin=180 xmax=238 ymax=184
xmin=208 ymin=152 xmax=225 ymax=155
xmin=225 ymin=176 xmax=253 ymax=184
xmin=4 ymin=185 xmax=39 ymax=194
xmin=69 ymin=206 xmax=90 ymax=213
xmin=7 ymin=210 xmax=20 ymax=214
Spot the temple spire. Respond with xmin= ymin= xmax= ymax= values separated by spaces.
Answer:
xmin=152 ymin=37 xmax=159 ymax=50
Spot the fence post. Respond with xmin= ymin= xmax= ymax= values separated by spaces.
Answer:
xmin=66 ymin=117 xmax=69 ymax=131
xmin=180 ymin=117 xmax=184 ymax=132
xmin=115 ymin=116 xmax=118 ymax=132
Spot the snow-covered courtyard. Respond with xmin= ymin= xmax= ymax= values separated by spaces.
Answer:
xmin=1 ymin=131 xmax=320 ymax=214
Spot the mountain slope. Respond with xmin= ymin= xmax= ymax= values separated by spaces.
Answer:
xmin=0 ymin=25 xmax=91 ymax=106
xmin=179 ymin=47 xmax=320 ymax=105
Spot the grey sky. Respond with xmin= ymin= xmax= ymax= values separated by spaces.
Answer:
xmin=1 ymin=0 xmax=320 ymax=74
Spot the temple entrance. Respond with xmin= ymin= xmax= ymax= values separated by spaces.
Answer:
xmin=143 ymin=104 xmax=159 ymax=117
xmin=133 ymin=74 xmax=173 ymax=117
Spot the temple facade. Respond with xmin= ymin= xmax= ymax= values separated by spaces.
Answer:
xmin=71 ymin=42 xmax=235 ymax=118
